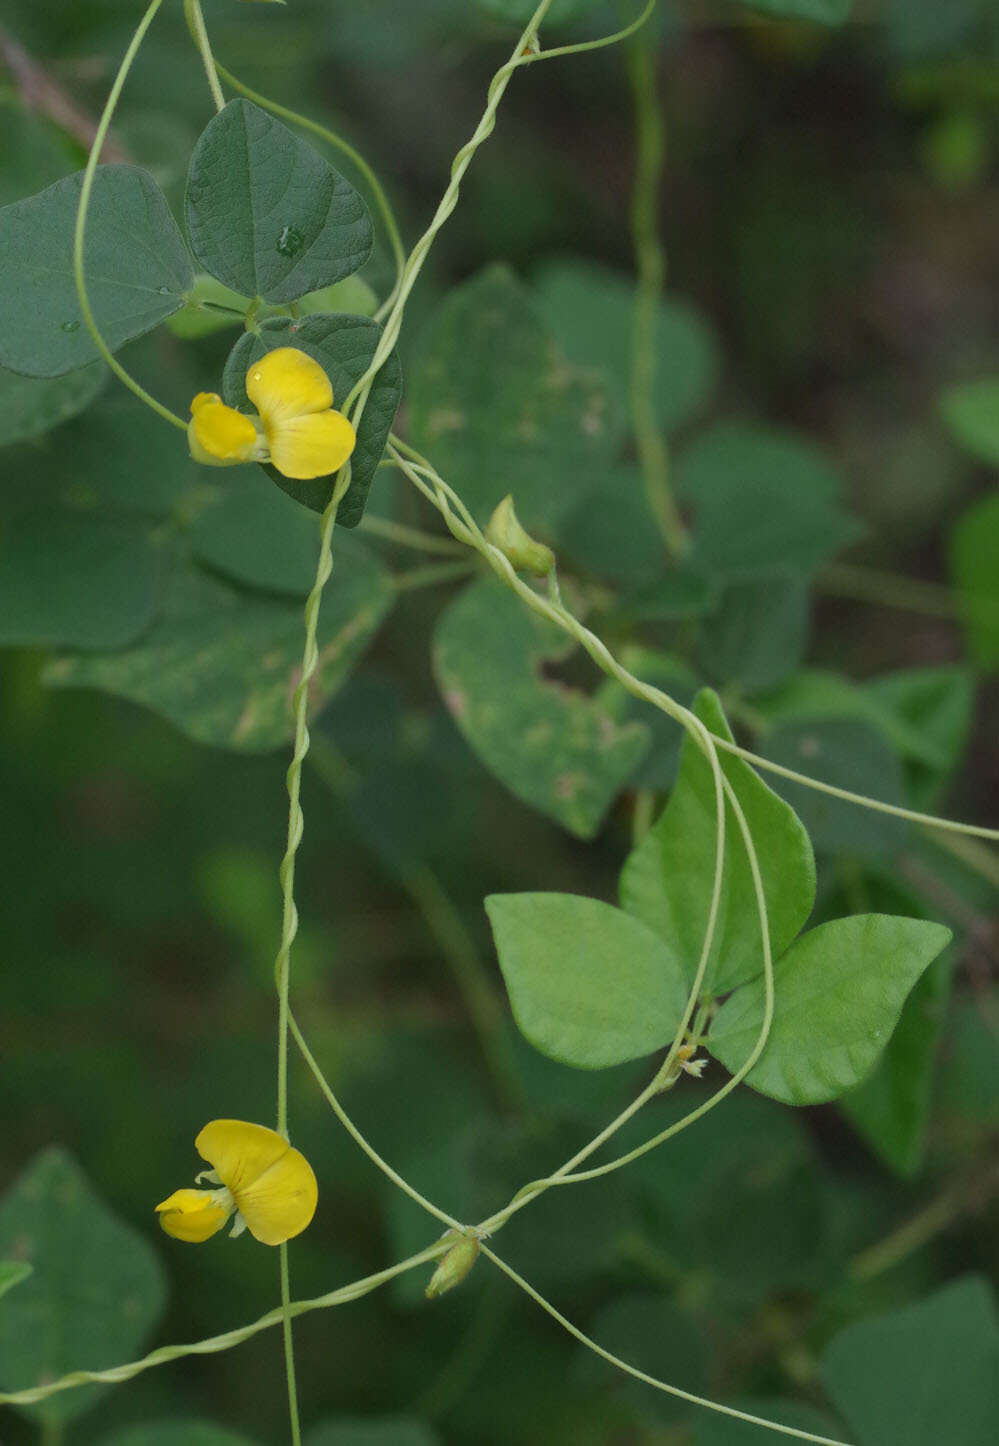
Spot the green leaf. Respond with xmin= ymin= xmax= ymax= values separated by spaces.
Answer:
xmin=0 ymin=363 xmax=104 ymax=447
xmin=759 ymin=718 xmax=909 ymax=858
xmin=190 ymin=471 xmax=323 ymax=596
xmin=486 ymin=892 xmax=688 ymax=1069
xmin=44 ymin=549 xmax=393 ymax=752
xmin=731 ymin=0 xmax=853 ymax=23
xmin=433 ymin=577 xmax=649 ymax=838
xmin=0 ymin=1261 xmax=32 ymax=1301
xmin=620 ymin=689 xmax=815 ymax=995
xmin=306 ymin=1422 xmax=440 ymax=1446
xmin=939 ymin=376 xmax=999 ymax=465
xmin=534 ymin=258 xmax=719 ymax=438
xmin=840 ymin=952 xmax=952 ymax=1177
xmin=0 ymin=511 xmax=168 ymax=650
xmin=408 ymin=267 xmax=616 ymax=532
xmin=694 ymin=1399 xmax=845 ymax=1446
xmin=822 ymin=1276 xmax=999 ymax=1446
xmin=708 ymin=914 xmax=953 ymax=1105
xmin=0 ymin=166 xmax=193 ymax=378
xmin=475 ymin=0 xmax=601 ymax=25
xmin=185 ymin=99 xmax=373 ymax=304
xmin=222 ymin=313 xmax=402 ymax=526
xmin=0 ymin=1147 xmax=167 ymax=1425
xmin=698 ymin=577 xmax=809 ymax=694
xmin=949 ymin=492 xmax=999 ymax=668
xmin=675 ymin=423 xmax=864 ymax=582
xmin=101 ymin=1425 xmax=257 ymax=1446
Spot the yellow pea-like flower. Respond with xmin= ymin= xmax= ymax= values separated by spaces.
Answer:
xmin=187 ymin=347 xmax=356 ymax=481
xmin=156 ymin=1119 xmax=318 ymax=1246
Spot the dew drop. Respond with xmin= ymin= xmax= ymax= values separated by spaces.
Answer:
xmin=60 ymin=319 xmax=80 ymax=333
xmin=157 ymin=285 xmax=173 ymax=296
xmin=276 ymin=224 xmax=304 ymax=257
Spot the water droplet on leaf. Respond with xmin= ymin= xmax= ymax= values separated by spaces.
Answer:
xmin=60 ymin=320 xmax=80 ymax=333
xmin=157 ymin=285 xmax=173 ymax=296
xmin=276 ymin=225 xmax=304 ymax=257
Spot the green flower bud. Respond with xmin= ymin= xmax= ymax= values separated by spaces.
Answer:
xmin=425 ymin=1231 xmax=480 ymax=1299
xmin=485 ymin=496 xmax=555 ymax=577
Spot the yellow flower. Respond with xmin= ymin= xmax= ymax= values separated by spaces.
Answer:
xmin=156 ymin=1119 xmax=318 ymax=1246
xmin=187 ymin=348 xmax=356 ymax=481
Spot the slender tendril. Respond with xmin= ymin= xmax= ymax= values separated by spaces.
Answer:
xmin=71 ymin=0 xmax=187 ymax=433
xmin=184 ymin=0 xmax=225 ymax=112
xmin=529 ymin=0 xmax=658 ymax=64
xmin=481 ymin=1245 xmax=854 ymax=1446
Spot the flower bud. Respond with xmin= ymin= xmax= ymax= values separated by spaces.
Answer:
xmin=486 ymin=496 xmax=555 ymax=577
xmin=425 ymin=1232 xmax=480 ymax=1299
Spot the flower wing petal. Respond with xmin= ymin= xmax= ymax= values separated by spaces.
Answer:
xmin=188 ymin=394 xmax=260 ymax=466
xmin=246 ymin=348 xmax=334 ymax=427
xmin=155 ymin=1188 xmax=229 ymax=1243
xmin=195 ymin=1119 xmax=288 ymax=1194
xmin=235 ymin=1147 xmax=318 ymax=1246
xmin=268 ymin=410 xmax=357 ymax=480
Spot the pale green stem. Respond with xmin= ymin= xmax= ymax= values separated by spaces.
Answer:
xmin=716 ymin=737 xmax=999 ymax=842
xmin=71 ymin=0 xmax=187 ymax=433
xmin=481 ymin=1245 xmax=854 ymax=1446
xmin=184 ymin=0 xmax=225 ymax=112
xmin=279 ymin=1244 xmax=301 ymax=1446
xmin=392 ymin=559 xmax=478 ymax=592
xmin=357 ymin=514 xmax=467 ymax=555
xmin=627 ymin=13 xmax=688 ymax=557
xmin=632 ymin=787 xmax=657 ymax=844
xmin=0 ymin=1245 xmax=447 ymax=1409
xmin=819 ymin=561 xmax=999 ymax=623
xmin=849 ymin=1188 xmax=965 ymax=1283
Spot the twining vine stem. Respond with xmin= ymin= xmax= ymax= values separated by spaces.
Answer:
xmin=41 ymin=3 xmax=984 ymax=1444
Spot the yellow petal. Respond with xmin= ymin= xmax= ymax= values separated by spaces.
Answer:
xmin=234 ymin=1147 xmax=319 ymax=1246
xmin=195 ymin=1119 xmax=288 ymax=1195
xmin=268 ymin=410 xmax=357 ymax=480
xmin=245 ymin=348 xmax=333 ymax=429
xmin=155 ymin=1188 xmax=229 ymax=1243
xmin=188 ymin=393 xmax=260 ymax=466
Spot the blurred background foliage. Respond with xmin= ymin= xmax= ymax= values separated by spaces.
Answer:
xmin=0 ymin=1 xmax=997 ymax=1443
